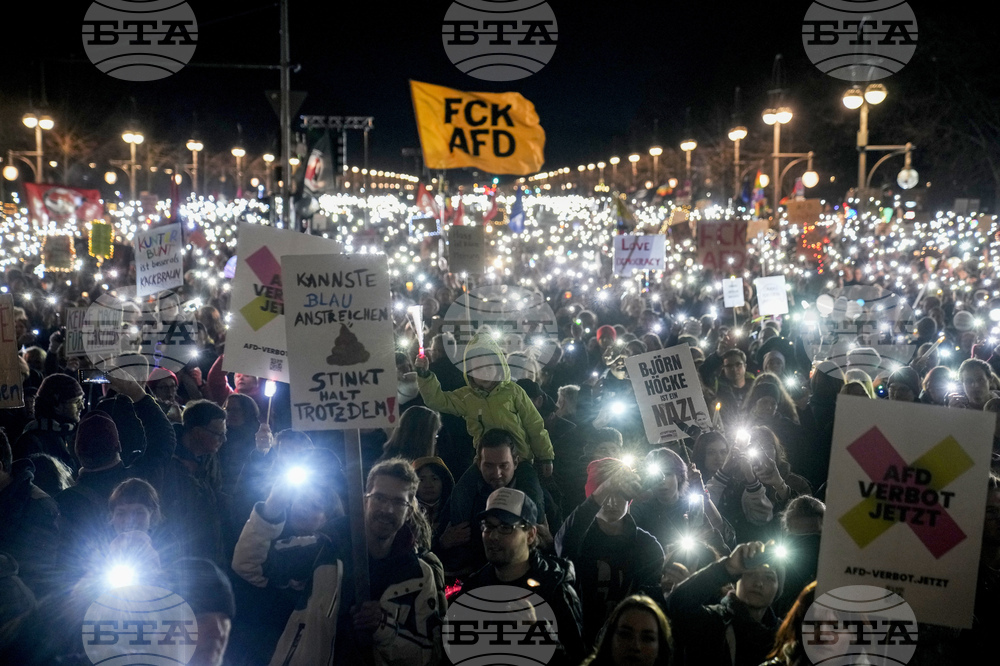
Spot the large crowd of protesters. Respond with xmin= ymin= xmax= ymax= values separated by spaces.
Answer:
xmin=1 ymin=194 xmax=999 ymax=666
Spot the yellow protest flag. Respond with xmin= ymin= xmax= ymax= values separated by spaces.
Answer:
xmin=410 ymin=80 xmax=545 ymax=175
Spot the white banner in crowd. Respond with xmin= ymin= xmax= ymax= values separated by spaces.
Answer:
xmin=448 ymin=226 xmax=486 ymax=275
xmin=722 ymin=278 xmax=745 ymax=308
xmin=613 ymin=234 xmax=666 ymax=275
xmin=817 ymin=395 xmax=994 ymax=629
xmin=283 ymin=253 xmax=398 ymax=431
xmin=754 ymin=275 xmax=789 ymax=316
xmin=134 ymin=223 xmax=183 ymax=297
xmin=0 ymin=294 xmax=24 ymax=409
xmin=225 ymin=224 xmax=342 ymax=382
xmin=625 ymin=344 xmax=710 ymax=444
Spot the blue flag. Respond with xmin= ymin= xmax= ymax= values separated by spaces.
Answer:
xmin=509 ymin=187 xmax=525 ymax=233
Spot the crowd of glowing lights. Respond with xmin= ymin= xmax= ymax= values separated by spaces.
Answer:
xmin=3 ymin=184 xmax=1000 ymax=346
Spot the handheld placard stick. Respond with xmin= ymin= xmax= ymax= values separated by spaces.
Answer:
xmin=344 ymin=429 xmax=370 ymax=604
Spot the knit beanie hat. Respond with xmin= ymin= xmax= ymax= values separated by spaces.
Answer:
xmin=596 ymin=325 xmax=617 ymax=343
xmin=75 ymin=411 xmax=121 ymax=468
xmin=585 ymin=457 xmax=640 ymax=499
xmin=35 ymin=372 xmax=84 ymax=416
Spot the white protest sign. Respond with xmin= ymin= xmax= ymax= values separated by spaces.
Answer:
xmin=225 ymin=224 xmax=342 ymax=382
xmin=134 ymin=223 xmax=183 ymax=297
xmin=65 ymin=307 xmax=88 ymax=358
xmin=625 ymin=344 xmax=710 ymax=444
xmin=448 ymin=226 xmax=486 ymax=275
xmin=722 ymin=278 xmax=745 ymax=308
xmin=817 ymin=395 xmax=994 ymax=629
xmin=283 ymin=253 xmax=398 ymax=431
xmin=754 ymin=275 xmax=789 ymax=316
xmin=0 ymin=294 xmax=24 ymax=408
xmin=613 ymin=234 xmax=666 ymax=275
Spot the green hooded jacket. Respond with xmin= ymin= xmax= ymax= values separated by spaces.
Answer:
xmin=417 ymin=332 xmax=554 ymax=461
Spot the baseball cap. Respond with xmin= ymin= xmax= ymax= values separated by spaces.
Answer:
xmin=477 ymin=488 xmax=539 ymax=526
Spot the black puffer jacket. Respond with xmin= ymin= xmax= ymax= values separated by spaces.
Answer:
xmin=462 ymin=549 xmax=585 ymax=666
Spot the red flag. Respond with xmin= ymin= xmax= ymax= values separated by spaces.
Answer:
xmin=482 ymin=189 xmax=499 ymax=223
xmin=24 ymin=183 xmax=103 ymax=228
xmin=416 ymin=183 xmax=441 ymax=219
xmin=454 ymin=197 xmax=465 ymax=226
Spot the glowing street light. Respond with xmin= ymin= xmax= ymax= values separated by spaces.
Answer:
xmin=649 ymin=146 xmax=663 ymax=183
xmin=185 ymin=139 xmax=203 ymax=194
xmin=762 ymin=106 xmax=792 ymax=211
xmin=232 ymin=147 xmax=246 ymax=198
xmin=728 ymin=126 xmax=747 ymax=202
xmin=120 ymin=130 xmax=144 ymax=202
xmin=843 ymin=83 xmax=888 ymax=192
xmin=680 ymin=139 xmax=697 ymax=184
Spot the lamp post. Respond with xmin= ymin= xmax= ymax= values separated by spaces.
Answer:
xmin=20 ymin=113 xmax=54 ymax=183
xmin=628 ymin=153 xmax=640 ymax=188
xmin=843 ymin=83 xmax=887 ymax=194
xmin=121 ymin=131 xmax=144 ymax=202
xmin=649 ymin=146 xmax=663 ymax=184
xmin=232 ymin=147 xmax=246 ymax=198
xmin=679 ymin=139 xmax=697 ymax=186
xmin=762 ymin=107 xmax=792 ymax=211
xmin=185 ymin=139 xmax=203 ymax=195
xmin=609 ymin=156 xmax=620 ymax=187
xmin=262 ymin=153 xmax=275 ymax=194
xmin=597 ymin=161 xmax=606 ymax=184
xmin=728 ymin=126 xmax=747 ymax=203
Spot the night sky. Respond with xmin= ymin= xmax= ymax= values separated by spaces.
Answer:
xmin=2 ymin=1 xmax=996 ymax=202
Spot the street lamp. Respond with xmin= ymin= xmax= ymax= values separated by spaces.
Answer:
xmin=609 ymin=156 xmax=620 ymax=187
xmin=648 ymin=146 xmax=663 ymax=184
xmin=185 ymin=139 xmax=203 ymax=194
xmin=120 ymin=131 xmax=144 ymax=202
xmin=728 ymin=126 xmax=747 ymax=202
xmin=262 ymin=153 xmax=275 ymax=194
xmin=597 ymin=161 xmax=606 ymax=184
xmin=628 ymin=153 xmax=640 ymax=188
xmin=679 ymin=139 xmax=697 ymax=186
xmin=232 ymin=147 xmax=246 ymax=198
xmin=843 ymin=83 xmax=887 ymax=194
xmin=20 ymin=112 xmax=55 ymax=183
xmin=762 ymin=106 xmax=792 ymax=211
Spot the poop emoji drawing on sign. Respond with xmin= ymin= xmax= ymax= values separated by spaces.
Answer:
xmin=326 ymin=324 xmax=370 ymax=365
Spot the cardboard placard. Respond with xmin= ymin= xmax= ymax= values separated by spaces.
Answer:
xmin=225 ymin=224 xmax=342 ymax=382
xmin=625 ymin=344 xmax=710 ymax=445
xmin=613 ymin=235 xmax=666 ymax=275
xmin=283 ymin=253 xmax=398 ymax=431
xmin=697 ymin=220 xmax=748 ymax=273
xmin=0 ymin=294 xmax=24 ymax=408
xmin=65 ymin=307 xmax=88 ymax=358
xmin=448 ymin=226 xmax=486 ymax=275
xmin=817 ymin=395 xmax=994 ymax=629
xmin=722 ymin=278 xmax=745 ymax=308
xmin=135 ymin=223 xmax=183 ymax=297
xmin=785 ymin=198 xmax=823 ymax=225
xmin=755 ymin=275 xmax=789 ymax=316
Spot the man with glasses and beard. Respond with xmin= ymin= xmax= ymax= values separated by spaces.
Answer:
xmin=232 ymin=457 xmax=446 ymax=666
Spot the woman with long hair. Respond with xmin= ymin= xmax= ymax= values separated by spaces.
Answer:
xmin=691 ymin=431 xmax=730 ymax=480
xmin=580 ymin=594 xmax=673 ymax=666
xmin=379 ymin=405 xmax=440 ymax=463
xmin=761 ymin=582 xmax=817 ymax=666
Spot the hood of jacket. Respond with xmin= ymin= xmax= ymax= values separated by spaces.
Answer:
xmin=463 ymin=332 xmax=511 ymax=391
